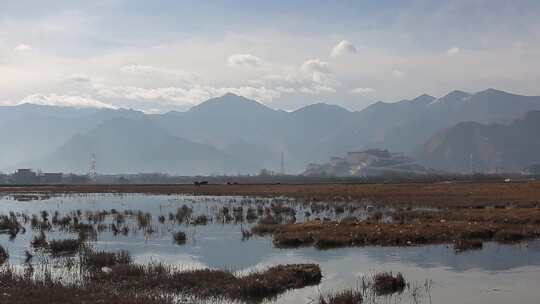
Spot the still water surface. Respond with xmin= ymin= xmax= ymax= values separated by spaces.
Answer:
xmin=1 ymin=193 xmax=539 ymax=304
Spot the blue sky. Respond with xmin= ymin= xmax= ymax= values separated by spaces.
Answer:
xmin=1 ymin=0 xmax=540 ymax=112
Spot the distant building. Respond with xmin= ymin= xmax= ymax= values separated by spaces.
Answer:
xmin=39 ymin=173 xmax=63 ymax=184
xmin=304 ymin=149 xmax=429 ymax=177
xmin=12 ymin=169 xmax=38 ymax=184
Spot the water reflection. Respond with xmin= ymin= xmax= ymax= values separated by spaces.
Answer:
xmin=1 ymin=193 xmax=540 ymax=304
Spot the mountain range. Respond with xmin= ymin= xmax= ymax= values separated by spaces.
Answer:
xmin=1 ymin=89 xmax=540 ymax=175
xmin=416 ymin=111 xmax=540 ymax=173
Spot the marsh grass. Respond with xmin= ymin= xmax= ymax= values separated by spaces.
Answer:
xmin=318 ymin=289 xmax=363 ymax=304
xmin=454 ymin=239 xmax=483 ymax=252
xmin=173 ymin=231 xmax=187 ymax=245
xmin=0 ymin=266 xmax=173 ymax=304
xmin=0 ymin=244 xmax=9 ymax=265
xmin=48 ymin=238 xmax=84 ymax=256
xmin=372 ymin=272 xmax=406 ymax=296
xmin=80 ymin=249 xmax=132 ymax=269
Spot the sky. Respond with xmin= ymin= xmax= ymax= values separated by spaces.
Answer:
xmin=1 ymin=0 xmax=540 ymax=113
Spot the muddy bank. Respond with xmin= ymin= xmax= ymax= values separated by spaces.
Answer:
xmin=268 ymin=216 xmax=540 ymax=249
xmin=88 ymin=263 xmax=322 ymax=301
xmin=0 ymin=258 xmax=321 ymax=303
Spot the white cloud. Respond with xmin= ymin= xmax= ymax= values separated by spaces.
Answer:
xmin=446 ymin=46 xmax=461 ymax=56
xmin=299 ymin=58 xmax=340 ymax=88
xmin=301 ymin=59 xmax=330 ymax=74
xmin=68 ymin=74 xmax=94 ymax=83
xmin=0 ymin=100 xmax=17 ymax=106
xmin=120 ymin=65 xmax=198 ymax=86
xmin=13 ymin=44 xmax=32 ymax=52
xmin=275 ymin=86 xmax=296 ymax=93
xmin=300 ymin=85 xmax=336 ymax=95
xmin=121 ymin=65 xmax=193 ymax=78
xmin=19 ymin=94 xmax=117 ymax=109
xmin=227 ymin=54 xmax=262 ymax=68
xmin=331 ymin=40 xmax=358 ymax=57
xmin=350 ymin=87 xmax=375 ymax=94
xmin=94 ymin=83 xmax=281 ymax=106
xmin=392 ymin=69 xmax=405 ymax=78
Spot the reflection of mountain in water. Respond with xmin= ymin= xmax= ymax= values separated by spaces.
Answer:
xmin=293 ymin=242 xmax=540 ymax=273
xmin=2 ymin=193 xmax=540 ymax=273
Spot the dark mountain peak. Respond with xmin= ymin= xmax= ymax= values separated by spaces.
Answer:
xmin=293 ymin=102 xmax=350 ymax=115
xmin=410 ymin=94 xmax=436 ymax=104
xmin=475 ymin=88 xmax=516 ymax=98
xmin=222 ymin=92 xmax=241 ymax=98
xmin=480 ymin=88 xmax=505 ymax=94
xmin=442 ymin=90 xmax=470 ymax=101
xmin=189 ymin=93 xmax=276 ymax=116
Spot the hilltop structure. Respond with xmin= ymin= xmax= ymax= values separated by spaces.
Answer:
xmin=304 ymin=149 xmax=431 ymax=177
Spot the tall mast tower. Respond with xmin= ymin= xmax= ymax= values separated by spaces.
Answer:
xmin=89 ymin=153 xmax=97 ymax=181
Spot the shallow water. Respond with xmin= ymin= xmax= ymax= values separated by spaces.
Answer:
xmin=1 ymin=193 xmax=540 ymax=304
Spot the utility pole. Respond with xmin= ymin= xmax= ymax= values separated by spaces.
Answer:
xmin=280 ymin=151 xmax=285 ymax=175
xmin=469 ymin=153 xmax=473 ymax=175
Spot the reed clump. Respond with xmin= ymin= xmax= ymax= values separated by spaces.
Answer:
xmin=454 ymin=239 xmax=483 ymax=252
xmin=81 ymin=249 xmax=132 ymax=269
xmin=0 ymin=244 xmax=8 ymax=265
xmin=373 ymin=272 xmax=406 ymax=295
xmin=88 ymin=262 xmax=321 ymax=301
xmin=318 ymin=289 xmax=363 ymax=304
xmin=173 ymin=231 xmax=187 ymax=245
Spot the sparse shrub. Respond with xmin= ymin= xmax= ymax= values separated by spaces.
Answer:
xmin=246 ymin=208 xmax=258 ymax=222
xmin=241 ymin=228 xmax=252 ymax=240
xmin=318 ymin=289 xmax=363 ymax=304
xmin=40 ymin=211 xmax=49 ymax=222
xmin=0 ymin=214 xmax=21 ymax=236
xmin=114 ymin=213 xmax=126 ymax=224
xmin=31 ymin=232 xmax=48 ymax=249
xmin=373 ymin=272 xmax=405 ymax=295
xmin=136 ymin=212 xmax=152 ymax=228
xmin=48 ymin=238 xmax=83 ymax=256
xmin=191 ymin=215 xmax=208 ymax=225
xmin=82 ymin=250 xmax=132 ymax=269
xmin=454 ymin=239 xmax=483 ymax=252
xmin=0 ymin=245 xmax=9 ymax=265
xmin=173 ymin=231 xmax=187 ymax=245
xmin=334 ymin=205 xmax=345 ymax=214
xmin=175 ymin=205 xmax=192 ymax=223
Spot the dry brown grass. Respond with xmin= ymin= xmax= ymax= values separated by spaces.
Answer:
xmin=3 ymin=181 xmax=540 ymax=208
xmin=318 ymin=289 xmax=363 ymax=304
xmin=271 ymin=218 xmax=540 ymax=249
xmin=0 ymin=245 xmax=8 ymax=266
xmin=0 ymin=267 xmax=172 ymax=304
xmin=373 ymin=272 xmax=406 ymax=295
xmin=80 ymin=249 xmax=132 ymax=269
xmin=454 ymin=239 xmax=483 ymax=252
xmin=88 ymin=263 xmax=322 ymax=301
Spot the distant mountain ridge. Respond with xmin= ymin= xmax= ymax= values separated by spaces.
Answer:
xmin=33 ymin=118 xmax=251 ymax=175
xmin=415 ymin=111 xmax=540 ymax=173
xmin=2 ymin=88 xmax=540 ymax=174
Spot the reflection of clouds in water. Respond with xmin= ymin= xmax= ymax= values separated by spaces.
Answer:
xmin=132 ymin=251 xmax=208 ymax=269
xmin=4 ymin=194 xmax=540 ymax=304
xmin=239 ymin=251 xmax=316 ymax=274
